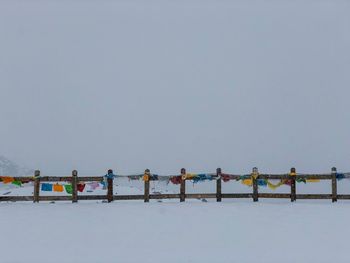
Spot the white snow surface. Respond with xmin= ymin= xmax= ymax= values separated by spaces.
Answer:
xmin=2 ymin=179 xmax=350 ymax=262
xmin=1 ymin=199 xmax=350 ymax=263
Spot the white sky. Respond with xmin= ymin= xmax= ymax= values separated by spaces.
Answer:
xmin=1 ymin=0 xmax=349 ymax=175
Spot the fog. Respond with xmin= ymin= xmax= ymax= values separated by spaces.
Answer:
xmin=1 ymin=0 xmax=349 ymax=175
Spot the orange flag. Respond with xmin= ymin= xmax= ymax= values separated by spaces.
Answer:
xmin=53 ymin=184 xmax=64 ymax=192
xmin=0 ymin=176 xmax=15 ymax=184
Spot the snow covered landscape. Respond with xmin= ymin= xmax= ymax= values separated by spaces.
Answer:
xmin=1 ymin=0 xmax=350 ymax=262
xmin=2 ymin=169 xmax=350 ymax=262
xmin=2 ymin=200 xmax=350 ymax=263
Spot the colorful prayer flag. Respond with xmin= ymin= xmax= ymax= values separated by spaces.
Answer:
xmin=53 ymin=184 xmax=64 ymax=192
xmin=0 ymin=176 xmax=15 ymax=184
xmin=77 ymin=183 xmax=86 ymax=192
xmin=88 ymin=182 xmax=99 ymax=191
xmin=41 ymin=183 xmax=53 ymax=191
xmin=64 ymin=184 xmax=73 ymax=194
xmin=12 ymin=180 xmax=22 ymax=187
xmin=242 ymin=179 xmax=253 ymax=186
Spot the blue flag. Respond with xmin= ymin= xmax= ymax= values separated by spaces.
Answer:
xmin=41 ymin=183 xmax=53 ymax=191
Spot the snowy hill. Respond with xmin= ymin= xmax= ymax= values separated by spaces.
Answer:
xmin=0 ymin=156 xmax=33 ymax=176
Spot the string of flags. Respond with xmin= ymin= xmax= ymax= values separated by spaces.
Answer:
xmin=128 ymin=173 xmax=348 ymax=190
xmin=0 ymin=176 xmax=102 ymax=194
xmin=0 ymin=176 xmax=24 ymax=186
xmin=219 ymin=173 xmax=347 ymax=190
xmin=103 ymin=172 xmax=345 ymax=190
xmin=41 ymin=183 xmax=94 ymax=194
xmin=1 ymin=173 xmax=349 ymax=193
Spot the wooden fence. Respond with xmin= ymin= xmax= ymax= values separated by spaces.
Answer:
xmin=0 ymin=167 xmax=349 ymax=203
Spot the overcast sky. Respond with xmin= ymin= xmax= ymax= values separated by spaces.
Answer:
xmin=0 ymin=0 xmax=349 ymax=175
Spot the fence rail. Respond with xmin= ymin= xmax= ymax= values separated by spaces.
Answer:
xmin=0 ymin=167 xmax=347 ymax=203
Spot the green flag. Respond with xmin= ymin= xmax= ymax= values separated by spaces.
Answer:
xmin=64 ymin=184 xmax=73 ymax=194
xmin=12 ymin=180 xmax=22 ymax=187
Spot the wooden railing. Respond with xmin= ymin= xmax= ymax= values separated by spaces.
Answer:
xmin=0 ymin=167 xmax=348 ymax=203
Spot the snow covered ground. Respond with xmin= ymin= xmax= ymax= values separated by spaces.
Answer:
xmin=2 ymin=179 xmax=350 ymax=263
xmin=1 ymin=199 xmax=350 ymax=263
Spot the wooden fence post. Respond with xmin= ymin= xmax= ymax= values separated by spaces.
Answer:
xmin=72 ymin=170 xmax=78 ymax=203
xmin=290 ymin=167 xmax=296 ymax=202
xmin=144 ymin=169 xmax=150 ymax=203
xmin=180 ymin=168 xmax=186 ymax=202
xmin=332 ymin=167 xmax=337 ymax=203
xmin=216 ymin=168 xmax=222 ymax=202
xmin=252 ymin=167 xmax=259 ymax=202
xmin=107 ymin=169 xmax=114 ymax=203
xmin=33 ymin=170 xmax=40 ymax=203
